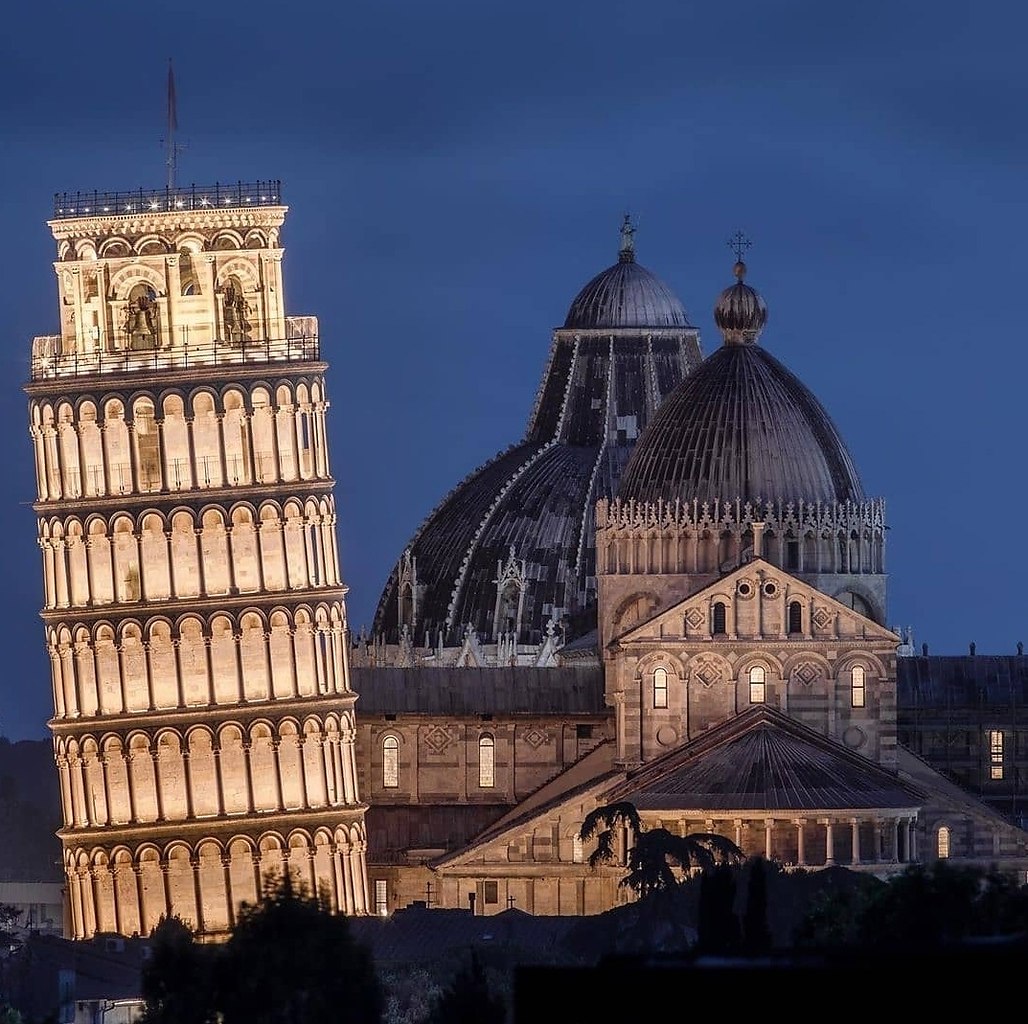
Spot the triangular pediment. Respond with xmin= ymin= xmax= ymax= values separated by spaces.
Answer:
xmin=616 ymin=558 xmax=899 ymax=646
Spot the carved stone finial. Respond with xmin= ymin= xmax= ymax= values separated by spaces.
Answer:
xmin=619 ymin=214 xmax=636 ymax=263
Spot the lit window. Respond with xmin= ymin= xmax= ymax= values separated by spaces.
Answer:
xmin=374 ymin=879 xmax=388 ymax=916
xmin=483 ymin=880 xmax=499 ymax=905
xmin=749 ymin=666 xmax=766 ymax=704
xmin=653 ymin=667 xmax=669 ymax=708
xmin=382 ymin=735 xmax=399 ymax=788
xmin=851 ymin=666 xmax=866 ymax=708
xmin=937 ymin=825 xmax=950 ymax=859
xmin=479 ymin=735 xmax=495 ymax=788
xmin=990 ymin=730 xmax=1004 ymax=781
xmin=572 ymin=834 xmax=584 ymax=864
xmin=712 ymin=602 xmax=726 ymax=636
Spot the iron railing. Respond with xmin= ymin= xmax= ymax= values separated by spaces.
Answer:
xmin=30 ymin=316 xmax=319 ymax=382
xmin=52 ymin=181 xmax=283 ymax=220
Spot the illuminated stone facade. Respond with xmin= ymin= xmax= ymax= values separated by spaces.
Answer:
xmin=26 ymin=183 xmax=368 ymax=939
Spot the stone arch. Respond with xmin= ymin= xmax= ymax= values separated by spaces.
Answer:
xmin=250 ymin=386 xmax=277 ymax=483
xmin=210 ymin=614 xmax=240 ymax=705
xmin=200 ymin=507 xmax=231 ymax=595
xmin=160 ymin=392 xmax=192 ymax=490
xmin=282 ymin=500 xmax=309 ymax=589
xmin=134 ymin=234 xmax=169 ymax=256
xmin=108 ymin=263 xmax=164 ymax=300
xmin=832 ymin=584 xmax=883 ymax=625
xmin=275 ymin=384 xmax=299 ymax=481
xmin=164 ymin=842 xmax=198 ymax=928
xmin=145 ymin=619 xmax=176 ymax=710
xmin=98 ymin=237 xmax=132 ymax=259
xmin=185 ymin=726 xmax=218 ymax=817
xmin=190 ymin=390 xmax=222 ymax=488
xmin=227 ymin=835 xmax=260 ymax=911
xmin=217 ymin=723 xmax=249 ymax=814
xmin=211 ymin=231 xmax=244 ymax=252
xmin=155 ymin=730 xmax=188 ymax=821
xmin=239 ymin=610 xmax=270 ymax=700
xmin=196 ymin=838 xmax=230 ymax=933
xmin=259 ymin=502 xmax=288 ymax=592
xmin=222 ymin=388 xmax=251 ymax=485
xmin=103 ymin=398 xmax=132 ymax=495
xmin=111 ymin=846 xmax=140 ymax=935
xmin=127 ymin=732 xmax=158 ymax=823
xmin=230 ymin=504 xmax=261 ymax=593
xmin=178 ymin=616 xmax=208 ymax=706
xmin=611 ymin=591 xmax=659 ymax=638
xmin=268 ymin=607 xmax=296 ymax=699
xmin=139 ymin=511 xmax=171 ymax=601
xmin=170 ymin=509 xmax=201 ymax=598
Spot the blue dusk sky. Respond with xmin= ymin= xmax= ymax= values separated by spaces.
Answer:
xmin=0 ymin=0 xmax=1025 ymax=738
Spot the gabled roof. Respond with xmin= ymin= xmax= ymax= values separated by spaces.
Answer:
xmin=608 ymin=705 xmax=923 ymax=812
xmin=616 ymin=557 xmax=899 ymax=647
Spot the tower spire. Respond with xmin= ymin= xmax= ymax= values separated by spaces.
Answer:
xmin=618 ymin=213 xmax=636 ymax=263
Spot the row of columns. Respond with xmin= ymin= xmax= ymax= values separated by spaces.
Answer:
xmin=41 ymin=513 xmax=339 ymax=610
xmin=50 ymin=619 xmax=347 ymax=718
xmin=603 ymin=527 xmax=886 ymax=578
xmin=57 ymin=728 xmax=358 ymax=829
xmin=33 ymin=398 xmax=329 ymax=502
xmin=67 ymin=836 xmax=369 ymax=939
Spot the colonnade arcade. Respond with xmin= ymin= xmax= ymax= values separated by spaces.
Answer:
xmin=29 ymin=378 xmax=329 ymax=502
xmin=54 ymin=711 xmax=357 ymax=829
xmin=637 ymin=811 xmax=920 ymax=868
xmin=64 ymin=822 xmax=369 ymax=940
xmin=38 ymin=497 xmax=340 ymax=611
xmin=46 ymin=601 xmax=349 ymax=719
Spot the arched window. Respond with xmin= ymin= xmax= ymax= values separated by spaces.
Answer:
xmin=653 ymin=667 xmax=669 ymax=709
xmin=711 ymin=602 xmax=726 ymax=636
xmin=937 ymin=825 xmax=950 ymax=859
xmin=788 ymin=601 xmax=803 ymax=635
xmin=479 ymin=735 xmax=495 ymax=789
xmin=749 ymin=665 xmax=766 ymax=704
xmin=851 ymin=666 xmax=866 ymax=708
xmin=382 ymin=736 xmax=398 ymax=789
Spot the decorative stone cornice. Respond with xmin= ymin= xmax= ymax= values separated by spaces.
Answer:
xmin=48 ymin=206 xmax=288 ymax=242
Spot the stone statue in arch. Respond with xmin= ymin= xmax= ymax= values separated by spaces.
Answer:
xmin=222 ymin=278 xmax=252 ymax=344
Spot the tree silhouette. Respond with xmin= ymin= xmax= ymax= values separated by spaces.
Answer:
xmin=697 ymin=863 xmax=741 ymax=956
xmin=742 ymin=857 xmax=773 ymax=956
xmin=580 ymin=801 xmax=742 ymax=897
xmin=218 ymin=873 xmax=382 ymax=1024
xmin=425 ymin=951 xmax=505 ymax=1024
xmin=140 ymin=916 xmax=217 ymax=1024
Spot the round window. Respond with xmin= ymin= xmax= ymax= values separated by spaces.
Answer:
xmin=737 ymin=581 xmax=753 ymax=598
xmin=763 ymin=581 xmax=778 ymax=597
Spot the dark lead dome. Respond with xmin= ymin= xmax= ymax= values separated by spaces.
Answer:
xmin=619 ymin=267 xmax=864 ymax=506
xmin=563 ymin=216 xmax=691 ymax=330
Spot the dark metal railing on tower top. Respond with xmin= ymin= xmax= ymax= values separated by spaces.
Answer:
xmin=51 ymin=181 xmax=284 ymax=220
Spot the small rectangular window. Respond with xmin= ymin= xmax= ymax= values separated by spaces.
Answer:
xmin=483 ymin=881 xmax=499 ymax=905
xmin=990 ymin=729 xmax=1004 ymax=780
xmin=374 ymin=879 xmax=388 ymax=916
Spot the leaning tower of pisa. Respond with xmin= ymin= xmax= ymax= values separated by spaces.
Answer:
xmin=25 ymin=182 xmax=369 ymax=939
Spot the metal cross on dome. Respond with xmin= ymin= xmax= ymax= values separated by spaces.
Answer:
xmin=727 ymin=231 xmax=752 ymax=262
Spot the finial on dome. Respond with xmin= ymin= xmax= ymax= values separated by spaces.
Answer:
xmin=714 ymin=232 xmax=767 ymax=346
xmin=619 ymin=213 xmax=636 ymax=263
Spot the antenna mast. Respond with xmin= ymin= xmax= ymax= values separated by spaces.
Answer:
xmin=166 ymin=58 xmax=179 ymax=189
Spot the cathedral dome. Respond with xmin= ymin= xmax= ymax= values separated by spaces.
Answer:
xmin=563 ymin=216 xmax=692 ymax=330
xmin=373 ymin=221 xmax=702 ymax=646
xmin=618 ymin=265 xmax=863 ymax=507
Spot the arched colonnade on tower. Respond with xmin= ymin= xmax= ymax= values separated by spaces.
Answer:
xmin=29 ymin=379 xmax=329 ymax=501
xmin=38 ymin=497 xmax=340 ymax=611
xmin=46 ymin=601 xmax=349 ymax=719
xmin=64 ymin=822 xmax=369 ymax=940
xmin=54 ymin=712 xmax=357 ymax=830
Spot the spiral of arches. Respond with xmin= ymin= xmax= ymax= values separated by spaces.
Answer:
xmin=29 ymin=378 xmax=329 ymax=502
xmin=64 ymin=820 xmax=369 ymax=940
xmin=38 ymin=497 xmax=340 ymax=611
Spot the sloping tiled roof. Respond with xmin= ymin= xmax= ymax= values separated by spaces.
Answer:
xmin=613 ymin=706 xmax=923 ymax=812
xmin=897 ymin=655 xmax=1028 ymax=708
xmin=351 ymin=665 xmax=606 ymax=716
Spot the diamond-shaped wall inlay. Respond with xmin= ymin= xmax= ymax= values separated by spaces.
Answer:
xmin=812 ymin=607 xmax=833 ymax=629
xmin=522 ymin=727 xmax=550 ymax=750
xmin=695 ymin=661 xmax=723 ymax=688
xmin=792 ymin=662 xmax=820 ymax=687
xmin=422 ymin=725 xmax=452 ymax=754
xmin=685 ymin=608 xmax=705 ymax=630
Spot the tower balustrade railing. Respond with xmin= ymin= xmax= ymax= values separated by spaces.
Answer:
xmin=30 ymin=316 xmax=319 ymax=381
